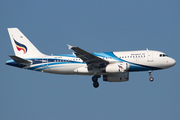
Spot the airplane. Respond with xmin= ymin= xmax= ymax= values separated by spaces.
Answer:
xmin=5 ymin=28 xmax=176 ymax=88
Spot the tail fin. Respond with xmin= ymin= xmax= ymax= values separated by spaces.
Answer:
xmin=7 ymin=28 xmax=45 ymax=58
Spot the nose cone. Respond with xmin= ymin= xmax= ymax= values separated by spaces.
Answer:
xmin=171 ymin=58 xmax=176 ymax=66
xmin=167 ymin=58 xmax=176 ymax=68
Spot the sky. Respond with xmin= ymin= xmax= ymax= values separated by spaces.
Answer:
xmin=0 ymin=0 xmax=180 ymax=120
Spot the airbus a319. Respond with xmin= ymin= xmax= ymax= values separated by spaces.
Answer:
xmin=6 ymin=28 xmax=176 ymax=88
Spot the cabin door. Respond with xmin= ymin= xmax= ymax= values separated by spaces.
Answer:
xmin=147 ymin=51 xmax=153 ymax=62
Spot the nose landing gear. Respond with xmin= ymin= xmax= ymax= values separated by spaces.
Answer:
xmin=92 ymin=75 xmax=101 ymax=88
xmin=149 ymin=71 xmax=154 ymax=82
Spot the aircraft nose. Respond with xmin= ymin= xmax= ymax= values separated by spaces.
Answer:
xmin=169 ymin=58 xmax=176 ymax=67
xmin=171 ymin=58 xmax=176 ymax=66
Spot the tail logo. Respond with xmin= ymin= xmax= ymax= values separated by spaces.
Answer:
xmin=14 ymin=39 xmax=28 ymax=54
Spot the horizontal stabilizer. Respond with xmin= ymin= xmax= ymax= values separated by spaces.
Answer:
xmin=9 ymin=55 xmax=31 ymax=65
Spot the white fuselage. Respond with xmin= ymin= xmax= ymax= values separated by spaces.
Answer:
xmin=6 ymin=50 xmax=175 ymax=75
xmin=6 ymin=28 xmax=176 ymax=88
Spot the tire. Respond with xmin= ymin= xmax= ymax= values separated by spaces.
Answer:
xmin=149 ymin=77 xmax=154 ymax=82
xmin=93 ymin=82 xmax=99 ymax=88
xmin=92 ymin=76 xmax=98 ymax=82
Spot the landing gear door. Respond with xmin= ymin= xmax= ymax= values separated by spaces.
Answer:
xmin=147 ymin=50 xmax=153 ymax=62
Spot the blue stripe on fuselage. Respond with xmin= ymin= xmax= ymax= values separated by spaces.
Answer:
xmin=93 ymin=52 xmax=161 ymax=71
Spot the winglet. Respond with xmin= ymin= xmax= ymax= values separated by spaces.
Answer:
xmin=67 ymin=44 xmax=73 ymax=50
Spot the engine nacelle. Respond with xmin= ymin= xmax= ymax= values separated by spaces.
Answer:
xmin=105 ymin=62 xmax=129 ymax=73
xmin=103 ymin=72 xmax=129 ymax=82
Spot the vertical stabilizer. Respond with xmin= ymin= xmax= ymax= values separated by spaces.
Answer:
xmin=7 ymin=28 xmax=45 ymax=58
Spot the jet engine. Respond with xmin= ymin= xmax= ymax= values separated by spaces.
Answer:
xmin=103 ymin=72 xmax=129 ymax=82
xmin=104 ymin=62 xmax=130 ymax=73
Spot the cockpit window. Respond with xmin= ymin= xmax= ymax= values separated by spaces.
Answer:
xmin=159 ymin=54 xmax=168 ymax=57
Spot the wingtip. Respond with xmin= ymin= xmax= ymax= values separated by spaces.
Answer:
xmin=67 ymin=44 xmax=73 ymax=50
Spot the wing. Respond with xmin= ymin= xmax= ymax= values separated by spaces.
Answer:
xmin=68 ymin=45 xmax=109 ymax=67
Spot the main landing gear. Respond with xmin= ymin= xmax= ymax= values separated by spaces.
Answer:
xmin=92 ymin=75 xmax=101 ymax=88
xmin=149 ymin=71 xmax=154 ymax=82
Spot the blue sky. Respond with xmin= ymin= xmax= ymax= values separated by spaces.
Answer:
xmin=0 ymin=0 xmax=180 ymax=120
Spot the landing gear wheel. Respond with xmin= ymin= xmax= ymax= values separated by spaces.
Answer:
xmin=92 ymin=76 xmax=98 ymax=82
xmin=149 ymin=77 xmax=154 ymax=82
xmin=93 ymin=82 xmax=99 ymax=88
xmin=148 ymin=71 xmax=154 ymax=82
xmin=92 ymin=75 xmax=101 ymax=88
